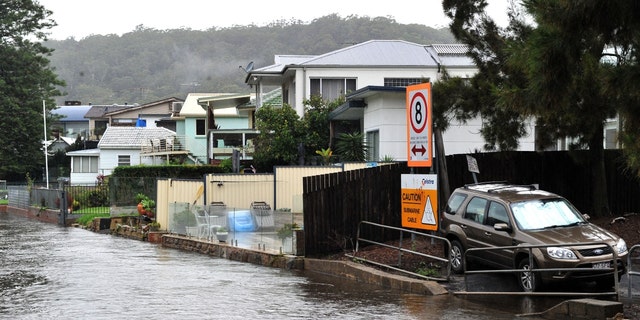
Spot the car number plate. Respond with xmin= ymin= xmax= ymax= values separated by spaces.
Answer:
xmin=592 ymin=262 xmax=610 ymax=269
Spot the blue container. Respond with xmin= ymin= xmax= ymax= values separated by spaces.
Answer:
xmin=228 ymin=210 xmax=256 ymax=232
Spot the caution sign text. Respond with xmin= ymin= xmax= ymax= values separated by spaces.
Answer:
xmin=401 ymin=174 xmax=438 ymax=231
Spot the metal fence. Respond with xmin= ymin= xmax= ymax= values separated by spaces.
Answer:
xmin=346 ymin=220 xmax=451 ymax=282
xmin=626 ymin=244 xmax=640 ymax=299
xmin=458 ymin=242 xmax=621 ymax=298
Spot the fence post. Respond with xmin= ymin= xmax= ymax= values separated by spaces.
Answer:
xmin=59 ymin=190 xmax=67 ymax=226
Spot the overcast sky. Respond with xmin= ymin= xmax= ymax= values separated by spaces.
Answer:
xmin=37 ymin=0 xmax=510 ymax=40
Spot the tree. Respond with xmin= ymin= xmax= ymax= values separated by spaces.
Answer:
xmin=334 ymin=132 xmax=367 ymax=161
xmin=300 ymin=95 xmax=336 ymax=161
xmin=441 ymin=0 xmax=640 ymax=217
xmin=0 ymin=0 xmax=64 ymax=180
xmin=253 ymin=104 xmax=304 ymax=171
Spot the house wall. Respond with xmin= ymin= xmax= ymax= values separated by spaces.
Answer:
xmin=63 ymin=122 xmax=89 ymax=138
xmin=290 ymin=67 xmax=459 ymax=116
xmin=183 ymin=118 xmax=207 ymax=162
xmin=70 ymin=172 xmax=98 ymax=185
xmin=361 ymin=91 xmax=537 ymax=159
xmin=440 ymin=118 xmax=535 ymax=154
xmin=216 ymin=117 xmax=249 ymax=130
xmin=363 ymin=92 xmax=408 ymax=161
xmin=99 ymin=149 xmax=146 ymax=176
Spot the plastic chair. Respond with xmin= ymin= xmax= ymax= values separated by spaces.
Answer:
xmin=192 ymin=205 xmax=215 ymax=240
xmin=250 ymin=201 xmax=274 ymax=230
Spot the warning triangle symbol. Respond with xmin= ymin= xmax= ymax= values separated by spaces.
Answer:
xmin=421 ymin=195 xmax=436 ymax=225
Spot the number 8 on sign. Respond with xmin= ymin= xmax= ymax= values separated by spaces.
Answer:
xmin=410 ymin=91 xmax=428 ymax=134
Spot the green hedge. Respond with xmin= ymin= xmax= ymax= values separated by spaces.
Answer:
xmin=111 ymin=165 xmax=227 ymax=179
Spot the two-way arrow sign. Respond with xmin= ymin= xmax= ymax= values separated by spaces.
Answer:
xmin=411 ymin=144 xmax=426 ymax=156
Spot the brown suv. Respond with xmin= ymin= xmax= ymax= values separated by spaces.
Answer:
xmin=441 ymin=182 xmax=628 ymax=292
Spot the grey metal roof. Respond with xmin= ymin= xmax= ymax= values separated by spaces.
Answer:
xmin=97 ymin=126 xmax=176 ymax=149
xmin=66 ymin=148 xmax=100 ymax=156
xmin=248 ymin=40 xmax=473 ymax=81
xmin=84 ymin=105 xmax=132 ymax=118
xmin=299 ymin=40 xmax=437 ymax=67
xmin=432 ymin=44 xmax=470 ymax=55
xmin=51 ymin=105 xmax=92 ymax=122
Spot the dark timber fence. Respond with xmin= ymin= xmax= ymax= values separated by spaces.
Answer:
xmin=303 ymin=150 xmax=640 ymax=256
xmin=303 ymin=163 xmax=408 ymax=256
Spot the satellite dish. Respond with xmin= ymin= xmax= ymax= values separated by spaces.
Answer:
xmin=239 ymin=61 xmax=254 ymax=73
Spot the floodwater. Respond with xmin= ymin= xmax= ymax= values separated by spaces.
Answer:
xmin=0 ymin=213 xmax=548 ymax=319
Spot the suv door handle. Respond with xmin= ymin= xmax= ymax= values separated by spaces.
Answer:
xmin=484 ymin=232 xmax=492 ymax=236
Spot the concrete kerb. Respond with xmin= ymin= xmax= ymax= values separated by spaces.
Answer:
xmin=159 ymin=234 xmax=448 ymax=295
xmin=518 ymin=298 xmax=624 ymax=320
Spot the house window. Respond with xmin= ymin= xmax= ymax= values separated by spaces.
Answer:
xmin=196 ymin=119 xmax=206 ymax=136
xmin=605 ymin=129 xmax=618 ymax=149
xmin=383 ymin=78 xmax=427 ymax=87
xmin=118 ymin=155 xmax=131 ymax=166
xmin=366 ymin=130 xmax=379 ymax=161
xmin=72 ymin=157 xmax=98 ymax=173
xmin=310 ymin=78 xmax=356 ymax=102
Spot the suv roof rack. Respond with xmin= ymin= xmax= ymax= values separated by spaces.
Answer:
xmin=486 ymin=184 xmax=538 ymax=193
xmin=463 ymin=181 xmax=508 ymax=189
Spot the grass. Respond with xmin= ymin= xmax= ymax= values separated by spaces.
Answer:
xmin=75 ymin=212 xmax=111 ymax=226
xmin=73 ymin=206 xmax=110 ymax=214
xmin=0 ymin=199 xmax=7 ymax=205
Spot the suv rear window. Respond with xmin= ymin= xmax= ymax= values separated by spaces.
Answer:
xmin=446 ymin=193 xmax=467 ymax=214
xmin=464 ymin=197 xmax=488 ymax=223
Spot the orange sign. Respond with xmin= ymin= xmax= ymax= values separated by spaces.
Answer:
xmin=401 ymin=174 xmax=438 ymax=231
xmin=406 ymin=83 xmax=433 ymax=167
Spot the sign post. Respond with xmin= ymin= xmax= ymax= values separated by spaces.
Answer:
xmin=406 ymin=83 xmax=433 ymax=167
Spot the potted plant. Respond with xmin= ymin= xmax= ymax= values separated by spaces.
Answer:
xmin=216 ymin=226 xmax=228 ymax=242
xmin=141 ymin=198 xmax=155 ymax=218
xmin=173 ymin=207 xmax=196 ymax=235
xmin=136 ymin=193 xmax=148 ymax=214
xmin=148 ymin=221 xmax=161 ymax=231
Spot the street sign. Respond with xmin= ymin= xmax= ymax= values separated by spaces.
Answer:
xmin=406 ymin=83 xmax=433 ymax=167
xmin=401 ymin=174 xmax=438 ymax=231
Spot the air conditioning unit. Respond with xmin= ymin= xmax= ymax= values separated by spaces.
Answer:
xmin=171 ymin=102 xmax=183 ymax=114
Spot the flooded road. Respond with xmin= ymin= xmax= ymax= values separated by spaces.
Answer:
xmin=0 ymin=213 xmax=548 ymax=319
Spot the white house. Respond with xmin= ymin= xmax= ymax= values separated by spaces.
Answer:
xmin=245 ymin=40 xmax=536 ymax=161
xmin=67 ymin=126 xmax=177 ymax=184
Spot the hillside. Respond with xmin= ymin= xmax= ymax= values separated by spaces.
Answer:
xmin=44 ymin=14 xmax=455 ymax=106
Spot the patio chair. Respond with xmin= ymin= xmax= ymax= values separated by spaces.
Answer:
xmin=207 ymin=202 xmax=228 ymax=230
xmin=191 ymin=205 xmax=215 ymax=240
xmin=250 ymin=201 xmax=275 ymax=230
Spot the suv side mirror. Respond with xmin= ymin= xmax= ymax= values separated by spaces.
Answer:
xmin=494 ymin=223 xmax=512 ymax=233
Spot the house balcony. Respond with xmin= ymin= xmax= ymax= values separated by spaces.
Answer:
xmin=140 ymin=135 xmax=205 ymax=164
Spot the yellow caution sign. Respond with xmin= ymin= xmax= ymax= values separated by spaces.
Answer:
xmin=401 ymin=174 xmax=438 ymax=231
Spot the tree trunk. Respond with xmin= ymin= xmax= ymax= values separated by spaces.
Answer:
xmin=434 ymin=128 xmax=450 ymax=203
xmin=589 ymin=123 xmax=609 ymax=217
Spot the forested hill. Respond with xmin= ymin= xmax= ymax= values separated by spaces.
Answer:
xmin=44 ymin=14 xmax=455 ymax=106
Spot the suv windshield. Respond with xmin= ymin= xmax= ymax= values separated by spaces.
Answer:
xmin=510 ymin=198 xmax=585 ymax=231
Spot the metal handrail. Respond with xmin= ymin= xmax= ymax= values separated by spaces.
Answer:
xmin=345 ymin=220 xmax=451 ymax=282
xmin=459 ymin=241 xmax=621 ymax=298
xmin=627 ymin=244 xmax=640 ymax=299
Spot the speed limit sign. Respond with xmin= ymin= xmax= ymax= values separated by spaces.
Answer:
xmin=406 ymin=83 xmax=432 ymax=167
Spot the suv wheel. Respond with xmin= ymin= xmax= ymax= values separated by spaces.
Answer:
xmin=517 ymin=258 xmax=541 ymax=292
xmin=449 ymin=240 xmax=465 ymax=274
